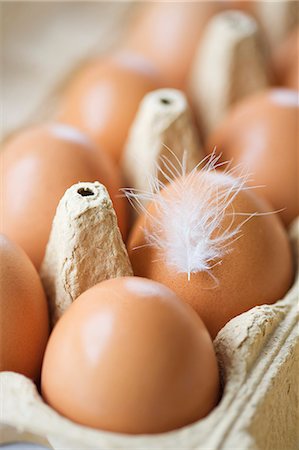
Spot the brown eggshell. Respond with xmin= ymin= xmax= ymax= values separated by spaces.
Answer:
xmin=57 ymin=52 xmax=163 ymax=164
xmin=0 ymin=234 xmax=49 ymax=381
xmin=41 ymin=277 xmax=219 ymax=434
xmin=207 ymin=88 xmax=299 ymax=225
xmin=272 ymin=27 xmax=299 ymax=90
xmin=128 ymin=172 xmax=293 ymax=339
xmin=124 ymin=2 xmax=224 ymax=90
xmin=0 ymin=124 xmax=128 ymax=268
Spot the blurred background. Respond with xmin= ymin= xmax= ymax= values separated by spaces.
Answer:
xmin=2 ymin=1 xmax=298 ymax=140
xmin=0 ymin=1 xmax=298 ymax=141
xmin=2 ymin=2 xmax=136 ymax=137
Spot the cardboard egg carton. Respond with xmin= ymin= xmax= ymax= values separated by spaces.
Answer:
xmin=189 ymin=9 xmax=270 ymax=138
xmin=1 ymin=217 xmax=298 ymax=450
xmin=1 ymin=5 xmax=298 ymax=450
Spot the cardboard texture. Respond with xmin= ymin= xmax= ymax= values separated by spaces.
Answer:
xmin=1 ymin=3 xmax=298 ymax=449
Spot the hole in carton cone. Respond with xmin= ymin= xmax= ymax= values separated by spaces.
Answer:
xmin=77 ymin=187 xmax=94 ymax=197
xmin=160 ymin=97 xmax=172 ymax=105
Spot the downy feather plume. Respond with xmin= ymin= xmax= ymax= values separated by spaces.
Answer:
xmin=124 ymin=149 xmax=266 ymax=282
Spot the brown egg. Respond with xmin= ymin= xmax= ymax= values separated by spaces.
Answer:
xmin=41 ymin=277 xmax=219 ymax=434
xmin=272 ymin=27 xmax=299 ymax=90
xmin=207 ymin=89 xmax=299 ymax=226
xmin=125 ymin=2 xmax=223 ymax=90
xmin=0 ymin=234 xmax=49 ymax=380
xmin=1 ymin=124 xmax=128 ymax=268
xmin=58 ymin=52 xmax=162 ymax=163
xmin=127 ymin=167 xmax=293 ymax=339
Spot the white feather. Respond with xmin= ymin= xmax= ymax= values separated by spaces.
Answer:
xmin=124 ymin=151 xmax=261 ymax=281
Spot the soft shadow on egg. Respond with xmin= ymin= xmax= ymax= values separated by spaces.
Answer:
xmin=126 ymin=155 xmax=293 ymax=338
xmin=57 ymin=51 xmax=163 ymax=164
xmin=0 ymin=234 xmax=49 ymax=381
xmin=1 ymin=123 xmax=128 ymax=268
xmin=207 ymin=88 xmax=299 ymax=226
xmin=41 ymin=277 xmax=220 ymax=434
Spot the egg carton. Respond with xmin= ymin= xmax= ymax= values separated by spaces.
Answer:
xmin=1 ymin=4 xmax=298 ymax=449
xmin=1 ymin=216 xmax=298 ymax=450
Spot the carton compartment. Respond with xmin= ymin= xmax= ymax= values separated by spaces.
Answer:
xmin=1 ymin=219 xmax=298 ymax=450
